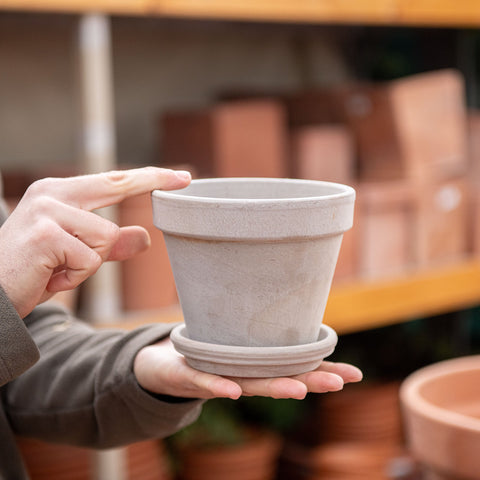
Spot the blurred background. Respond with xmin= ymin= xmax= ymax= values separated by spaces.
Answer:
xmin=3 ymin=3 xmax=480 ymax=480
xmin=0 ymin=15 xmax=477 ymax=170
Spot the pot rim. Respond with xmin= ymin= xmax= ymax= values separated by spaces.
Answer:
xmin=152 ymin=177 xmax=355 ymax=240
xmin=152 ymin=177 xmax=355 ymax=207
xmin=400 ymin=355 xmax=480 ymax=433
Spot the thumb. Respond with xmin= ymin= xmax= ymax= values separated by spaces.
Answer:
xmin=107 ymin=226 xmax=151 ymax=261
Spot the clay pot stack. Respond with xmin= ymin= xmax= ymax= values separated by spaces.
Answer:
xmin=278 ymin=382 xmax=412 ymax=479
xmin=159 ymin=68 xmax=475 ymax=286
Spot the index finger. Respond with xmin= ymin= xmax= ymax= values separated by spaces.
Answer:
xmin=29 ymin=167 xmax=191 ymax=211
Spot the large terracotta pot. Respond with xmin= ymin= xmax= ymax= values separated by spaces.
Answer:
xmin=152 ymin=178 xmax=355 ymax=377
xmin=400 ymin=355 xmax=480 ymax=479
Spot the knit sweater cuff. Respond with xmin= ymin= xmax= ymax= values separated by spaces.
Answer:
xmin=0 ymin=285 xmax=40 ymax=386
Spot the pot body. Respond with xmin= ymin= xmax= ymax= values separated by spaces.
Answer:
xmin=164 ymin=234 xmax=342 ymax=347
xmin=153 ymin=178 xmax=355 ymax=347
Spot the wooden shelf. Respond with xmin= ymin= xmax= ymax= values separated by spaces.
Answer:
xmin=326 ymin=259 xmax=480 ymax=334
xmin=2 ymin=0 xmax=480 ymax=28
xmin=6 ymin=2 xmax=480 ymax=335
xmin=109 ymin=258 xmax=480 ymax=335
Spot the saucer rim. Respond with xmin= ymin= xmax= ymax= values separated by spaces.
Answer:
xmin=170 ymin=323 xmax=338 ymax=376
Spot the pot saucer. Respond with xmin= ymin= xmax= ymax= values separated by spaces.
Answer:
xmin=170 ymin=324 xmax=338 ymax=377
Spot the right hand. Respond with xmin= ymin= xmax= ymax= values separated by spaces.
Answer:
xmin=134 ymin=338 xmax=363 ymax=400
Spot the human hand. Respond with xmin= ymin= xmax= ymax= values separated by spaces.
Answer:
xmin=0 ymin=167 xmax=191 ymax=318
xmin=134 ymin=338 xmax=363 ymax=400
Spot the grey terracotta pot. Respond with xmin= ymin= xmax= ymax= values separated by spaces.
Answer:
xmin=152 ymin=178 xmax=355 ymax=376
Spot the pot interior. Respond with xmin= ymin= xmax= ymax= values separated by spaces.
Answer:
xmin=165 ymin=178 xmax=352 ymax=201
xmin=419 ymin=368 xmax=480 ymax=420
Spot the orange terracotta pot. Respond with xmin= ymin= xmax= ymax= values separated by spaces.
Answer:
xmin=412 ymin=177 xmax=470 ymax=268
xmin=161 ymin=99 xmax=289 ymax=179
xmin=287 ymin=70 xmax=468 ymax=183
xmin=119 ymin=192 xmax=178 ymax=311
xmin=161 ymin=110 xmax=215 ymax=177
xmin=338 ymin=69 xmax=468 ymax=182
xmin=177 ymin=430 xmax=282 ymax=480
xmin=16 ymin=438 xmax=91 ymax=480
xmin=16 ymin=438 xmax=172 ymax=480
xmin=356 ymin=181 xmax=415 ymax=279
xmin=467 ymin=110 xmax=480 ymax=183
xmin=400 ymin=355 xmax=480 ymax=480
xmin=279 ymin=440 xmax=407 ymax=480
xmin=291 ymin=124 xmax=355 ymax=184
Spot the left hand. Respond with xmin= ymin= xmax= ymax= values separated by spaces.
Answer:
xmin=0 ymin=167 xmax=191 ymax=318
xmin=134 ymin=338 xmax=363 ymax=400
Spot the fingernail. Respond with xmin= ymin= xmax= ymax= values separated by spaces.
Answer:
xmin=175 ymin=170 xmax=191 ymax=182
xmin=329 ymin=374 xmax=345 ymax=391
xmin=350 ymin=367 xmax=364 ymax=382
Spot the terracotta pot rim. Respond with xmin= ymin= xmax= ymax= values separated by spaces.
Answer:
xmin=180 ymin=428 xmax=282 ymax=456
xmin=400 ymin=355 xmax=480 ymax=433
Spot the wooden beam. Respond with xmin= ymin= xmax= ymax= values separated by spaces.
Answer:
xmin=0 ymin=0 xmax=147 ymax=16
xmin=104 ymin=259 xmax=480 ymax=336
xmin=2 ymin=0 xmax=480 ymax=28
xmin=325 ymin=259 xmax=480 ymax=334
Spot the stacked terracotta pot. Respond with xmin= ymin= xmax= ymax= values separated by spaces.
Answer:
xmin=16 ymin=438 xmax=172 ymax=480
xmin=279 ymin=441 xmax=410 ymax=480
xmin=161 ymin=99 xmax=289 ymax=179
xmin=119 ymin=192 xmax=178 ymax=311
xmin=467 ymin=110 xmax=480 ymax=257
xmin=175 ymin=430 xmax=282 ymax=480
xmin=287 ymin=69 xmax=471 ymax=281
xmin=159 ymin=68 xmax=474 ymax=286
xmin=278 ymin=382 xmax=415 ymax=480
xmin=315 ymin=381 xmax=404 ymax=443
xmin=127 ymin=440 xmax=173 ymax=480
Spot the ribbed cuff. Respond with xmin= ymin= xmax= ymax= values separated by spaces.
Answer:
xmin=0 ymin=285 xmax=39 ymax=386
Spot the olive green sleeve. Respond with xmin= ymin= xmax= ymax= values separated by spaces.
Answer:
xmin=4 ymin=304 xmax=203 ymax=448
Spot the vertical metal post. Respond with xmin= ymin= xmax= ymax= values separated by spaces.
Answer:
xmin=93 ymin=447 xmax=127 ymax=480
xmin=77 ymin=13 xmax=126 ymax=480
xmin=77 ymin=13 xmax=121 ymax=324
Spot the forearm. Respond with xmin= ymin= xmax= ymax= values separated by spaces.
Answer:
xmin=4 ymin=305 xmax=203 ymax=448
